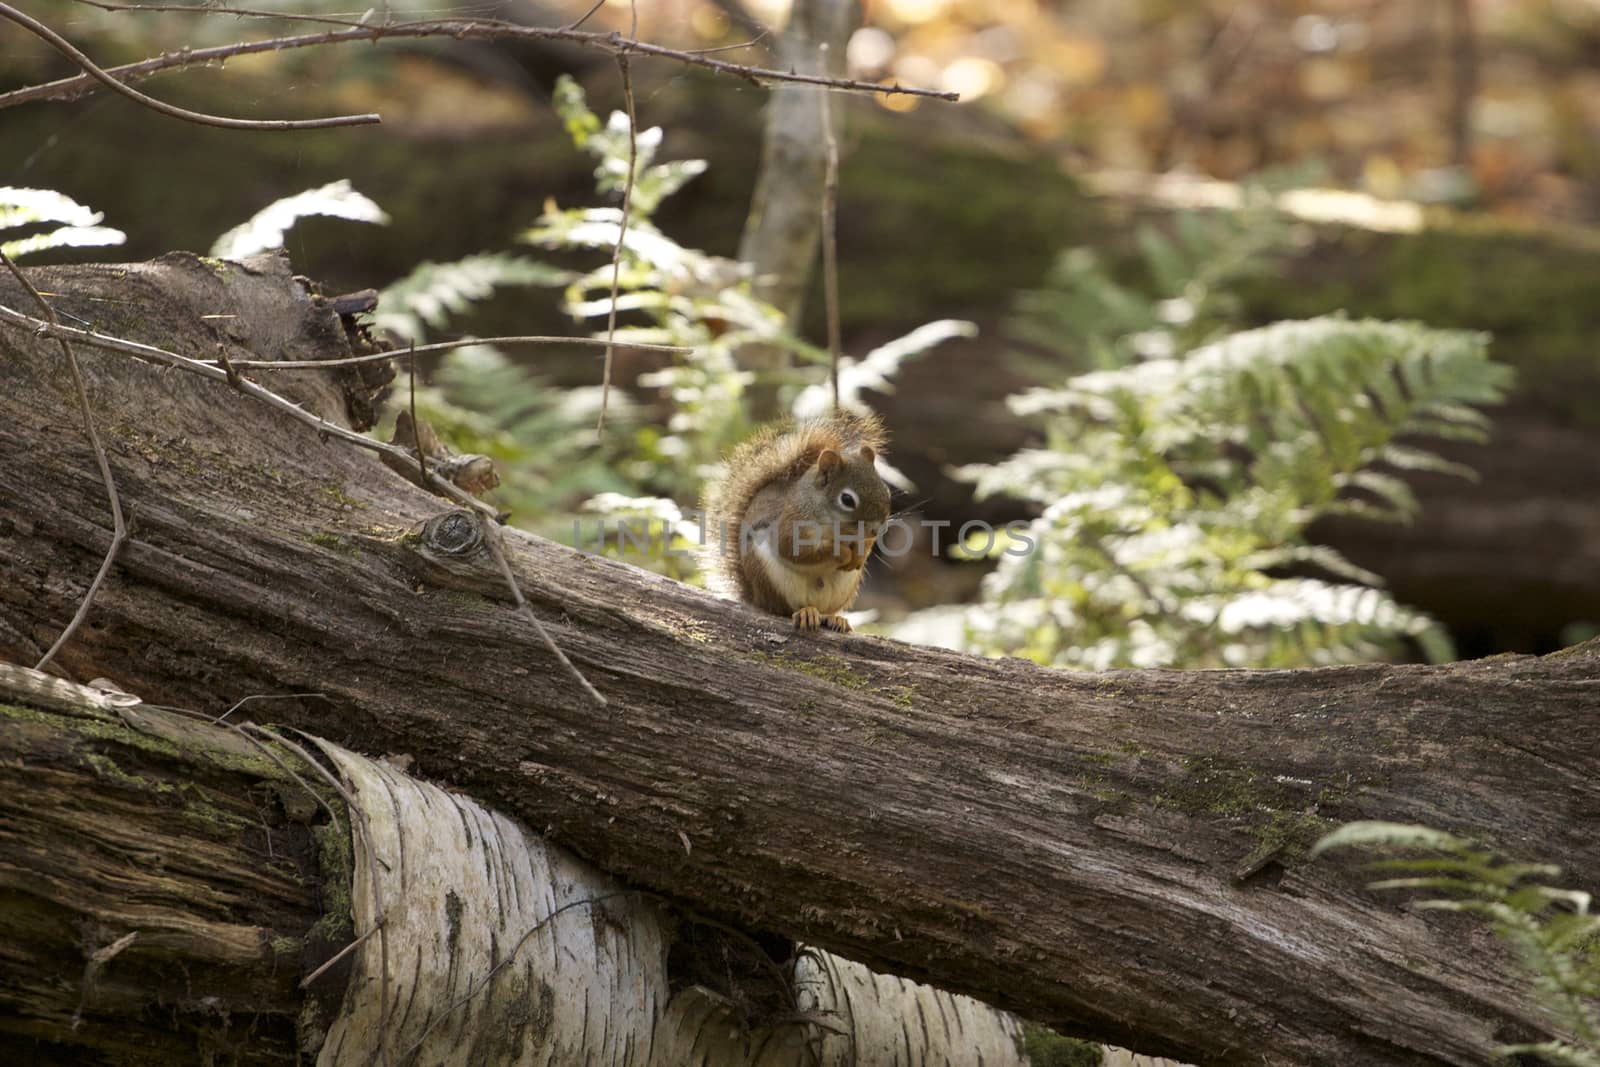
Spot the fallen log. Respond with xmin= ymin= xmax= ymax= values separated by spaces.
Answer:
xmin=0 ymin=253 xmax=1595 ymax=1065
xmin=0 ymin=664 xmax=1033 ymax=1066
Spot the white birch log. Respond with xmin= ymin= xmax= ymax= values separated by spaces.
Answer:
xmin=313 ymin=742 xmax=1030 ymax=1066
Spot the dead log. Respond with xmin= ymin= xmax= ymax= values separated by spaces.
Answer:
xmin=0 ymin=665 xmax=1033 ymax=1067
xmin=0 ymin=667 xmax=338 ymax=1064
xmin=0 ymin=253 xmax=1596 ymax=1065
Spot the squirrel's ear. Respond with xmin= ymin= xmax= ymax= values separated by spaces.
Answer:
xmin=817 ymin=448 xmax=842 ymax=479
xmin=859 ymin=445 xmax=876 ymax=464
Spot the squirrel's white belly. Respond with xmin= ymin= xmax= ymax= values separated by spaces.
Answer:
xmin=752 ymin=539 xmax=861 ymax=615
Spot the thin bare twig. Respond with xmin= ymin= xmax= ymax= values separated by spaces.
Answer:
xmin=233 ymin=718 xmax=346 ymax=835
xmin=597 ymin=50 xmax=639 ymax=435
xmin=563 ymin=0 xmax=607 ymax=32
xmin=0 ymin=28 xmax=372 ymax=110
xmin=117 ymin=693 xmax=347 ymax=841
xmin=214 ymin=691 xmax=327 ymax=724
xmin=408 ymin=341 xmax=426 ymax=484
xmin=481 ymin=518 xmax=607 ymax=707
xmin=0 ymin=1 xmax=380 ymax=130
xmin=300 ymin=921 xmax=381 ymax=988
xmin=197 ymin=333 xmax=690 ymax=372
xmin=71 ymin=0 xmax=386 ymax=27
xmin=1445 ymin=0 xmax=1477 ymax=170
xmin=685 ymin=34 xmax=769 ymax=57
xmin=818 ymin=67 xmax=843 ymax=412
xmin=1 ymin=7 xmax=766 ymax=104
xmin=0 ymin=14 xmax=958 ymax=113
xmin=0 ymin=251 xmax=129 ymax=672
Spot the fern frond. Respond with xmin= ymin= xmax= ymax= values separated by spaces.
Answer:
xmin=0 ymin=186 xmax=125 ymax=260
xmin=210 ymin=180 xmax=389 ymax=259
xmin=792 ymin=319 xmax=977 ymax=417
xmin=376 ymin=253 xmax=570 ymax=342
xmin=1379 ymin=443 xmax=1481 ymax=480
xmin=1317 ymin=822 xmax=1600 ymax=1063
xmin=1497 ymin=1042 xmax=1600 ymax=1067
xmin=551 ymin=74 xmax=707 ymax=219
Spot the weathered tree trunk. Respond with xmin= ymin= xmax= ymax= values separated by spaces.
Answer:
xmin=1 ymin=254 xmax=1596 ymax=1066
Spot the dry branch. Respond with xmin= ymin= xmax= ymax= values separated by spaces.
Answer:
xmin=0 ymin=0 xmax=379 ymax=129
xmin=0 ymin=249 xmax=126 ymax=670
xmin=597 ymin=50 xmax=639 ymax=434
xmin=204 ymin=335 xmax=692 ymax=371
xmin=1 ymin=254 xmax=1597 ymax=1065
xmin=0 ymin=9 xmax=955 ymax=116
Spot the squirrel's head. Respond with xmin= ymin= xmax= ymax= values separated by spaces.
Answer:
xmin=796 ymin=445 xmax=891 ymax=571
xmin=814 ymin=444 xmax=891 ymax=523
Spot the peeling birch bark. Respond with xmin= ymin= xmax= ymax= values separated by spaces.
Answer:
xmin=314 ymin=741 xmax=1028 ymax=1066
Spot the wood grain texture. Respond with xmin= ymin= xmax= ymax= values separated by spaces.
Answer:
xmin=0 ymin=668 xmax=343 ymax=1064
xmin=1 ymin=254 xmax=1596 ymax=1065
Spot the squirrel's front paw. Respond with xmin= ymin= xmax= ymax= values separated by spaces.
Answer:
xmin=792 ymin=607 xmax=852 ymax=633
xmin=792 ymin=606 xmax=824 ymax=631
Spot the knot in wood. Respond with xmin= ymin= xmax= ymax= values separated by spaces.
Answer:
xmin=423 ymin=510 xmax=482 ymax=556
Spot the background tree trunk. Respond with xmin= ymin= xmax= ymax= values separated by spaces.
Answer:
xmin=736 ymin=0 xmax=860 ymax=419
xmin=1 ymin=255 xmax=1596 ymax=1065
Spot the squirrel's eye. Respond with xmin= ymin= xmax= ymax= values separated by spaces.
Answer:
xmin=837 ymin=489 xmax=859 ymax=511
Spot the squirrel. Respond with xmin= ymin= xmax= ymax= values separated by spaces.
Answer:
xmin=702 ymin=411 xmax=891 ymax=633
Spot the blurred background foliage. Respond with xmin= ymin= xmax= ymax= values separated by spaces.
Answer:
xmin=14 ymin=0 xmax=1600 ymax=218
xmin=3 ymin=0 xmax=1598 ymax=665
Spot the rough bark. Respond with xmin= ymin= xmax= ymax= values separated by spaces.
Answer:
xmin=0 ymin=668 xmax=347 ymax=1064
xmin=1 ymin=255 xmax=1597 ymax=1066
xmin=0 ymin=666 xmax=1032 ymax=1067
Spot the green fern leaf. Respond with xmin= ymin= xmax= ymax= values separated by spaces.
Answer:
xmin=0 ymin=186 xmax=125 ymax=260
xmin=376 ymin=253 xmax=571 ymax=342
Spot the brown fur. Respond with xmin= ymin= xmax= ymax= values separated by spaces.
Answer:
xmin=701 ymin=412 xmax=889 ymax=623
